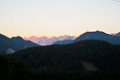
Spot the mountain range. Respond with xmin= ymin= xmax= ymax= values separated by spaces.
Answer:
xmin=74 ymin=31 xmax=120 ymax=44
xmin=0 ymin=31 xmax=120 ymax=53
xmin=115 ymin=32 xmax=120 ymax=37
xmin=24 ymin=35 xmax=76 ymax=45
xmin=3 ymin=40 xmax=120 ymax=80
xmin=0 ymin=34 xmax=38 ymax=54
xmin=1 ymin=31 xmax=120 ymax=79
xmin=53 ymin=31 xmax=120 ymax=45
xmin=53 ymin=39 xmax=73 ymax=45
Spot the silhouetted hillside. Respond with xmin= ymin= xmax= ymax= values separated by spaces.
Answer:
xmin=0 ymin=40 xmax=120 ymax=80
xmin=115 ymin=32 xmax=120 ymax=37
xmin=0 ymin=34 xmax=17 ymax=53
xmin=14 ymin=40 xmax=120 ymax=73
xmin=11 ymin=36 xmax=38 ymax=49
xmin=51 ymin=31 xmax=120 ymax=45
xmin=53 ymin=39 xmax=73 ymax=45
xmin=74 ymin=31 xmax=120 ymax=44
xmin=0 ymin=34 xmax=38 ymax=53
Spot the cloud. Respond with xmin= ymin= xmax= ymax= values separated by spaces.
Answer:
xmin=113 ymin=0 xmax=120 ymax=2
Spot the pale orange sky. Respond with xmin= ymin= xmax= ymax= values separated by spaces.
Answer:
xmin=0 ymin=0 xmax=120 ymax=37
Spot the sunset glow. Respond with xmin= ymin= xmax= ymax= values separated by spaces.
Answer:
xmin=0 ymin=0 xmax=120 ymax=37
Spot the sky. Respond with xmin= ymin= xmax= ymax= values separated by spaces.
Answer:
xmin=0 ymin=0 xmax=120 ymax=37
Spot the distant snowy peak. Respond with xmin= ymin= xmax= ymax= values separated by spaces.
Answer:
xmin=25 ymin=35 xmax=76 ymax=45
xmin=24 ymin=31 xmax=120 ymax=45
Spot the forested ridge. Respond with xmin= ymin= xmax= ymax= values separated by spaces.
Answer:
xmin=0 ymin=40 xmax=120 ymax=80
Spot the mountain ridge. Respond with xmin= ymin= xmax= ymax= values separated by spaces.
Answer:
xmin=0 ymin=34 xmax=38 ymax=53
xmin=74 ymin=31 xmax=120 ymax=44
xmin=25 ymin=35 xmax=76 ymax=45
xmin=52 ymin=31 xmax=120 ymax=45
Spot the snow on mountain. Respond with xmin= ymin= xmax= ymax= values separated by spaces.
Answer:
xmin=25 ymin=35 xmax=76 ymax=46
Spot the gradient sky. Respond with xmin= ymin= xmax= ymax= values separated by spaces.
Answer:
xmin=0 ymin=0 xmax=120 ymax=37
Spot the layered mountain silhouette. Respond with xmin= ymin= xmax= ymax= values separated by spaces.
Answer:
xmin=74 ymin=31 xmax=120 ymax=44
xmin=1 ymin=34 xmax=120 ymax=79
xmin=53 ymin=39 xmax=73 ymax=45
xmin=0 ymin=34 xmax=38 ymax=53
xmin=115 ymin=32 xmax=120 ymax=37
xmin=11 ymin=36 xmax=38 ymax=49
xmin=53 ymin=31 xmax=120 ymax=45
xmin=1 ymin=31 xmax=120 ymax=53
xmin=25 ymin=35 xmax=75 ymax=45
xmin=14 ymin=40 xmax=120 ymax=72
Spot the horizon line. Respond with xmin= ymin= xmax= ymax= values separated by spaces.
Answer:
xmin=0 ymin=30 xmax=119 ymax=39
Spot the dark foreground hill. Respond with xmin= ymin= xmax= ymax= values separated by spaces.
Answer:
xmin=0 ymin=40 xmax=120 ymax=80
